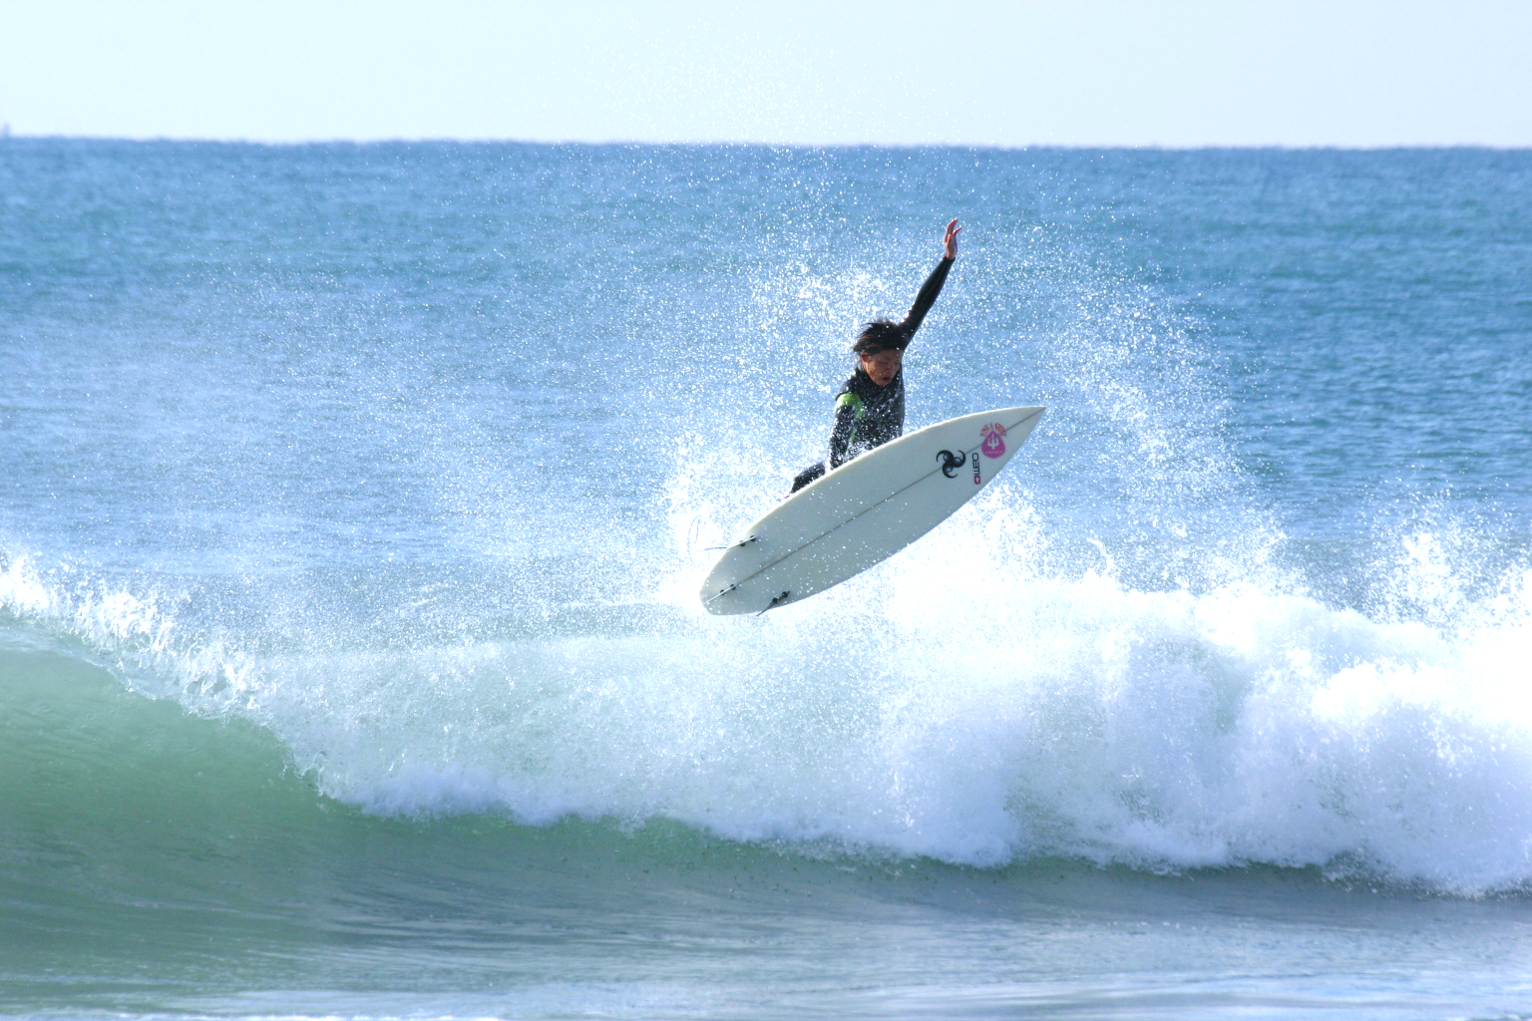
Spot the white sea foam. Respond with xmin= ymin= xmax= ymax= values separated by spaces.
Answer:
xmin=5 ymin=521 xmax=1530 ymax=896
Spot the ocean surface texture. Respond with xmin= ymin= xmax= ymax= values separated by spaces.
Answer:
xmin=2 ymin=141 xmax=1530 ymax=1020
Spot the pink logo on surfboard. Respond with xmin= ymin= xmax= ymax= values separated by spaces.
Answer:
xmin=980 ymin=423 xmax=1007 ymax=458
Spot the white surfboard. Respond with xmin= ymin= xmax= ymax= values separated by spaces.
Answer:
xmin=699 ymin=406 xmax=1044 ymax=614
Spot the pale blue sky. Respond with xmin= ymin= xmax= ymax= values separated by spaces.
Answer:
xmin=3 ymin=0 xmax=1529 ymax=146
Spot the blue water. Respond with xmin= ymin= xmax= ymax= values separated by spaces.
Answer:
xmin=2 ymin=140 xmax=1531 ymax=1019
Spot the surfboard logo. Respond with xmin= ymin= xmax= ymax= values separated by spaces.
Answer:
xmin=980 ymin=422 xmax=1007 ymax=458
xmin=936 ymin=449 xmax=965 ymax=478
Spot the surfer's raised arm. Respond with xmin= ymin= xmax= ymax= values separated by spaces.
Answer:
xmin=894 ymin=218 xmax=961 ymax=343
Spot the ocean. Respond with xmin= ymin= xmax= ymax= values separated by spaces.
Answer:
xmin=1 ymin=140 xmax=1530 ymax=1019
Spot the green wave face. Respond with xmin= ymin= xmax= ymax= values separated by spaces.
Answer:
xmin=9 ymin=643 xmax=1056 ymax=1016
xmin=1 ymin=643 xmax=334 ymax=1005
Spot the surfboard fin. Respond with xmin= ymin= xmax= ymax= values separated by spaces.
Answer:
xmin=756 ymin=591 xmax=791 ymax=616
xmin=702 ymin=583 xmax=738 ymax=605
xmin=700 ymin=535 xmax=758 ymax=552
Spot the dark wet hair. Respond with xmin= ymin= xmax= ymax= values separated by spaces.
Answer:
xmin=852 ymin=319 xmax=906 ymax=356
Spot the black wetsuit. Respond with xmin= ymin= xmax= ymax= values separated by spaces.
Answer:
xmin=790 ymin=255 xmax=954 ymax=493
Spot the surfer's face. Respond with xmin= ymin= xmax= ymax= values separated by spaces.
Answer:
xmin=860 ymin=349 xmax=902 ymax=387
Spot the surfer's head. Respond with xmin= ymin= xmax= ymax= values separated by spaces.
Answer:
xmin=853 ymin=320 xmax=905 ymax=386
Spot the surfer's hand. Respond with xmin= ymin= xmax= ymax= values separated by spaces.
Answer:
xmin=943 ymin=219 xmax=961 ymax=260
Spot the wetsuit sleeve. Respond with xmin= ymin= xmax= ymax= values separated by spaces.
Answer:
xmin=896 ymin=255 xmax=953 ymax=344
xmin=827 ymin=392 xmax=864 ymax=468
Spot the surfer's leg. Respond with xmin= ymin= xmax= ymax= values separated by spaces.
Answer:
xmin=789 ymin=462 xmax=826 ymax=494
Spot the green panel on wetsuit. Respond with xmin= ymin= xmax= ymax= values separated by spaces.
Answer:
xmin=835 ymin=392 xmax=866 ymax=450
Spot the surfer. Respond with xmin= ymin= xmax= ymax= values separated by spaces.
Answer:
xmin=789 ymin=218 xmax=961 ymax=494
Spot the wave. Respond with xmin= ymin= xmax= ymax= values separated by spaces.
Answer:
xmin=4 ymin=516 xmax=1532 ymax=898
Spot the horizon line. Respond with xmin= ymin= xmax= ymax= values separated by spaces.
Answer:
xmin=4 ymin=132 xmax=1530 ymax=153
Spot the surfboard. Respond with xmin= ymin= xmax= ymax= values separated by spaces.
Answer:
xmin=699 ymin=406 xmax=1044 ymax=615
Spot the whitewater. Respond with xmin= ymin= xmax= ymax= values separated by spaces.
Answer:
xmin=2 ymin=141 xmax=1530 ymax=1019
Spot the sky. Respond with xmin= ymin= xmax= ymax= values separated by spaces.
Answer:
xmin=2 ymin=0 xmax=1530 ymax=147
